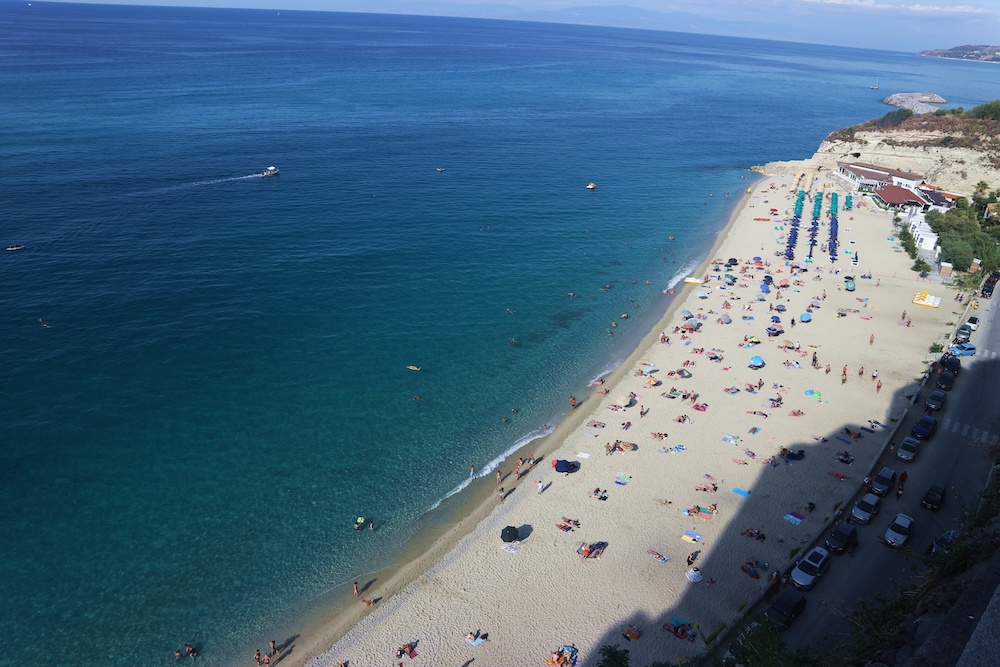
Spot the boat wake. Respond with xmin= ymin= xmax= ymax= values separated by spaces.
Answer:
xmin=138 ymin=174 xmax=262 ymax=196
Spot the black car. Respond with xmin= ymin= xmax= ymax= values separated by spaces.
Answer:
xmin=936 ymin=371 xmax=956 ymax=391
xmin=921 ymin=483 xmax=947 ymax=510
xmin=870 ymin=466 xmax=896 ymax=497
xmin=763 ymin=588 xmax=807 ymax=628
xmin=942 ymin=355 xmax=961 ymax=377
xmin=983 ymin=284 xmax=994 ymax=299
xmin=925 ymin=389 xmax=947 ymax=411
xmin=825 ymin=522 xmax=857 ymax=554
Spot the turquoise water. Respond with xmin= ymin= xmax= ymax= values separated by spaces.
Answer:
xmin=2 ymin=3 xmax=998 ymax=665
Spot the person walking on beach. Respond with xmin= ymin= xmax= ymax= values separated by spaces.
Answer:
xmin=496 ymin=471 xmax=502 ymax=486
xmin=253 ymin=649 xmax=262 ymax=665
xmin=536 ymin=480 xmax=544 ymax=494
xmin=870 ymin=334 xmax=875 ymax=346
xmin=498 ymin=487 xmax=505 ymax=502
xmin=877 ymin=380 xmax=882 ymax=393
xmin=269 ymin=640 xmax=277 ymax=657
xmin=353 ymin=581 xmax=359 ymax=597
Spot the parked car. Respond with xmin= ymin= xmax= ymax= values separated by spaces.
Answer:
xmin=884 ymin=513 xmax=914 ymax=547
xmin=896 ymin=437 xmax=920 ymax=462
xmin=911 ymin=415 xmax=937 ymax=440
xmin=763 ymin=588 xmax=807 ymax=628
xmin=954 ymin=324 xmax=973 ymax=343
xmin=982 ymin=284 xmax=994 ymax=299
xmin=921 ymin=483 xmax=947 ymax=511
xmin=966 ymin=316 xmax=980 ymax=331
xmin=942 ymin=355 xmax=962 ymax=375
xmin=925 ymin=390 xmax=947 ymax=411
xmin=790 ymin=546 xmax=831 ymax=590
xmin=825 ymin=522 xmax=857 ymax=554
xmin=870 ymin=466 xmax=896 ymax=497
xmin=845 ymin=276 xmax=856 ymax=292
xmin=852 ymin=493 xmax=881 ymax=524
xmin=936 ymin=371 xmax=956 ymax=391
xmin=949 ymin=343 xmax=976 ymax=357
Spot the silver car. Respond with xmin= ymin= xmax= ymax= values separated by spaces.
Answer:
xmin=896 ymin=437 xmax=919 ymax=463
xmin=852 ymin=493 xmax=881 ymax=524
xmin=790 ymin=546 xmax=831 ymax=590
xmin=884 ymin=513 xmax=914 ymax=547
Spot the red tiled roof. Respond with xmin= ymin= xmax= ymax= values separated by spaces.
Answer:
xmin=874 ymin=185 xmax=926 ymax=206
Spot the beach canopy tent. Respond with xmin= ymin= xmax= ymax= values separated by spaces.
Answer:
xmin=724 ymin=274 xmax=737 ymax=285
xmin=682 ymin=318 xmax=702 ymax=330
xmin=749 ymin=355 xmax=765 ymax=369
xmin=719 ymin=314 xmax=732 ymax=324
xmin=727 ymin=258 xmax=739 ymax=266
xmin=501 ymin=526 xmax=520 ymax=543
xmin=696 ymin=291 xmax=708 ymax=299
xmin=552 ymin=459 xmax=579 ymax=474
xmin=800 ymin=313 xmax=812 ymax=323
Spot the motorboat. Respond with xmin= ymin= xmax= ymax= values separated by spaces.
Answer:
xmin=586 ymin=182 xmax=596 ymax=190
xmin=6 ymin=244 xmax=24 ymax=252
xmin=261 ymin=166 xmax=279 ymax=177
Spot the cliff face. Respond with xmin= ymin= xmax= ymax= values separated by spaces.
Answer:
xmin=762 ymin=115 xmax=1000 ymax=193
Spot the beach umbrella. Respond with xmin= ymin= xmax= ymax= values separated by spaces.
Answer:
xmin=749 ymin=355 xmax=764 ymax=368
xmin=681 ymin=310 xmax=693 ymax=318
xmin=753 ymin=256 xmax=762 ymax=263
xmin=800 ymin=313 xmax=812 ymax=323
xmin=501 ymin=526 xmax=520 ymax=543
xmin=771 ymin=315 xmax=781 ymax=323
xmin=719 ymin=314 xmax=732 ymax=324
xmin=775 ymin=304 xmax=786 ymax=312
xmin=685 ymin=568 xmax=703 ymax=582
xmin=696 ymin=291 xmax=707 ymax=299
xmin=749 ymin=336 xmax=761 ymax=344
xmin=779 ymin=279 xmax=789 ymax=286
xmin=760 ymin=284 xmax=770 ymax=294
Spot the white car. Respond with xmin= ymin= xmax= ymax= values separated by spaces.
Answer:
xmin=896 ymin=437 xmax=920 ymax=463
xmin=790 ymin=546 xmax=831 ymax=590
xmin=852 ymin=493 xmax=881 ymax=524
xmin=884 ymin=513 xmax=914 ymax=547
xmin=966 ymin=316 xmax=979 ymax=331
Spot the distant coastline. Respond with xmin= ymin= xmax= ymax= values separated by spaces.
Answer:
xmin=919 ymin=45 xmax=1000 ymax=63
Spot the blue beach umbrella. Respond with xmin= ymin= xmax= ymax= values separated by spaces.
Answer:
xmin=800 ymin=313 xmax=812 ymax=323
xmin=749 ymin=355 xmax=765 ymax=369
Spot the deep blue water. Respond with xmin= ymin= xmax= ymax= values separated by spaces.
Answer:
xmin=2 ymin=3 xmax=999 ymax=665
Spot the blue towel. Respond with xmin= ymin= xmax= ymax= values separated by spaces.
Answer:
xmin=861 ymin=427 xmax=875 ymax=433
xmin=835 ymin=436 xmax=852 ymax=444
xmin=733 ymin=487 xmax=751 ymax=497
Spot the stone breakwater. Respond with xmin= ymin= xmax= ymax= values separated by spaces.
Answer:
xmin=884 ymin=92 xmax=947 ymax=115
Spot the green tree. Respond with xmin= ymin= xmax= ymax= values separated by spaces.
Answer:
xmin=913 ymin=257 xmax=932 ymax=273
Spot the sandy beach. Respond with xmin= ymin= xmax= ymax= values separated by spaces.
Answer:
xmin=287 ymin=170 xmax=962 ymax=667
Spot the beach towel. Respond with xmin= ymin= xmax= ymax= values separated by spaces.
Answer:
xmin=860 ymin=427 xmax=875 ymax=434
xmin=615 ymin=474 xmax=631 ymax=486
xmin=732 ymin=488 xmax=751 ymax=497
xmin=722 ymin=434 xmax=740 ymax=444
xmin=577 ymin=452 xmax=591 ymax=458
xmin=466 ymin=637 xmax=485 ymax=646
xmin=695 ymin=511 xmax=715 ymax=520
xmin=828 ymin=471 xmax=849 ymax=481
xmin=407 ymin=649 xmax=418 ymax=659
xmin=502 ymin=544 xmax=518 ymax=553
xmin=682 ymin=530 xmax=703 ymax=543
xmin=784 ymin=512 xmax=804 ymax=525
xmin=648 ymin=550 xmax=669 ymax=563
xmin=704 ymin=474 xmax=717 ymax=481
xmin=835 ymin=436 xmax=852 ymax=444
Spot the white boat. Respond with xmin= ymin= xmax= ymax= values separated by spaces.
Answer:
xmin=870 ymin=77 xmax=879 ymax=90
xmin=261 ymin=166 xmax=279 ymax=177
xmin=586 ymin=182 xmax=596 ymax=190
xmin=6 ymin=244 xmax=24 ymax=252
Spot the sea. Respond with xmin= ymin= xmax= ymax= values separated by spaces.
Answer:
xmin=2 ymin=2 xmax=998 ymax=665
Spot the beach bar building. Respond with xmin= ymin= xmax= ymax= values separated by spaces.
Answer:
xmin=836 ymin=161 xmax=925 ymax=191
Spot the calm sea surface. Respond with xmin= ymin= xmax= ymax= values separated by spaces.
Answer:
xmin=2 ymin=3 xmax=998 ymax=664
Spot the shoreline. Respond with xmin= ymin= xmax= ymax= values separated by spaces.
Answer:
xmin=273 ymin=180 xmax=763 ymax=667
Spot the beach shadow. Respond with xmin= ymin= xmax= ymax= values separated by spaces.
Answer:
xmin=540 ymin=481 xmax=552 ymax=494
xmin=277 ymin=635 xmax=298 ymax=653
xmin=272 ymin=644 xmax=294 ymax=665
xmin=359 ymin=579 xmax=376 ymax=596
xmin=516 ymin=524 xmax=534 ymax=540
xmin=460 ymin=660 xmax=475 ymax=667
